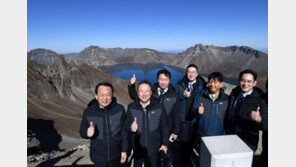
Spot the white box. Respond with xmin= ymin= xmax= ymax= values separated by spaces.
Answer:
xmin=200 ymin=135 xmax=253 ymax=167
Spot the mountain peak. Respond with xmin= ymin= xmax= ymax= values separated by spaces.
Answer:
xmin=28 ymin=48 xmax=60 ymax=65
xmin=28 ymin=48 xmax=58 ymax=55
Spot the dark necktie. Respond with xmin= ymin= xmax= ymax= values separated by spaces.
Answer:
xmin=234 ymin=93 xmax=245 ymax=118
xmin=159 ymin=89 xmax=164 ymax=97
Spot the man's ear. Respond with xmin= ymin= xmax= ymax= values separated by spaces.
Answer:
xmin=95 ymin=94 xmax=98 ymax=100
xmin=221 ymin=81 xmax=224 ymax=87
xmin=253 ymin=80 xmax=257 ymax=87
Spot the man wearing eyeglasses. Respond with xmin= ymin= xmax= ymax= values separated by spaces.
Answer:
xmin=176 ymin=64 xmax=206 ymax=167
xmin=225 ymin=69 xmax=268 ymax=153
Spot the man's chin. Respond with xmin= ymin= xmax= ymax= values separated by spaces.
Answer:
xmin=140 ymin=99 xmax=149 ymax=103
xmin=160 ymin=86 xmax=168 ymax=89
xmin=189 ymin=78 xmax=195 ymax=82
xmin=241 ymin=87 xmax=249 ymax=91
xmin=101 ymin=102 xmax=110 ymax=108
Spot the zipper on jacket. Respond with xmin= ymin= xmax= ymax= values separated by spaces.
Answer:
xmin=211 ymin=101 xmax=215 ymax=134
xmin=143 ymin=107 xmax=148 ymax=148
xmin=217 ymin=101 xmax=219 ymax=115
xmin=104 ymin=108 xmax=110 ymax=161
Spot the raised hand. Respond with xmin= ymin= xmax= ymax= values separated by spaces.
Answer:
xmin=170 ymin=133 xmax=178 ymax=140
xmin=130 ymin=74 xmax=136 ymax=84
xmin=198 ymin=103 xmax=204 ymax=114
xmin=159 ymin=145 xmax=168 ymax=154
xmin=251 ymin=107 xmax=262 ymax=122
xmin=183 ymin=88 xmax=191 ymax=98
xmin=131 ymin=117 xmax=138 ymax=132
xmin=87 ymin=121 xmax=95 ymax=137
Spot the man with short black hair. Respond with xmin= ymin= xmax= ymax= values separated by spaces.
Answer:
xmin=197 ymin=72 xmax=228 ymax=137
xmin=128 ymin=69 xmax=180 ymax=166
xmin=177 ymin=64 xmax=206 ymax=167
xmin=225 ymin=69 xmax=268 ymax=152
xmin=125 ymin=80 xmax=169 ymax=167
xmin=79 ymin=82 xmax=128 ymax=167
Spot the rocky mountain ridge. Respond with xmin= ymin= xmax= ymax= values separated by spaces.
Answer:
xmin=171 ymin=43 xmax=268 ymax=88
xmin=29 ymin=46 xmax=177 ymax=67
xmin=171 ymin=44 xmax=267 ymax=74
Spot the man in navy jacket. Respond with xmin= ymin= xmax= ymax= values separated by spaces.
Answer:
xmin=197 ymin=72 xmax=228 ymax=138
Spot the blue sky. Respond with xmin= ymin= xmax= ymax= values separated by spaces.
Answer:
xmin=27 ymin=0 xmax=268 ymax=53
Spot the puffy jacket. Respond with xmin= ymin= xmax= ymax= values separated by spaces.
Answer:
xmin=225 ymin=86 xmax=268 ymax=146
xmin=177 ymin=76 xmax=205 ymax=123
xmin=128 ymin=83 xmax=180 ymax=135
xmin=79 ymin=98 xmax=128 ymax=162
xmin=124 ymin=97 xmax=169 ymax=158
xmin=197 ymin=88 xmax=229 ymax=137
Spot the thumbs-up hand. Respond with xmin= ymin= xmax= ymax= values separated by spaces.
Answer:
xmin=251 ymin=107 xmax=262 ymax=122
xmin=198 ymin=103 xmax=204 ymax=114
xmin=131 ymin=117 xmax=138 ymax=132
xmin=130 ymin=74 xmax=136 ymax=84
xmin=87 ymin=121 xmax=95 ymax=137
xmin=183 ymin=88 xmax=191 ymax=98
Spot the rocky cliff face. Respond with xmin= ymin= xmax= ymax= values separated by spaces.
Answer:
xmin=27 ymin=56 xmax=131 ymax=139
xmin=27 ymin=56 xmax=131 ymax=165
xmin=171 ymin=44 xmax=267 ymax=73
xmin=27 ymin=49 xmax=61 ymax=65
xmin=170 ymin=44 xmax=268 ymax=88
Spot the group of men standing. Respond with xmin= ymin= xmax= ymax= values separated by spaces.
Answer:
xmin=79 ymin=64 xmax=268 ymax=167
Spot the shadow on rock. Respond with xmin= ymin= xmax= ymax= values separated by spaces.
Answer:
xmin=27 ymin=118 xmax=63 ymax=155
xmin=72 ymin=156 xmax=84 ymax=166
xmin=36 ymin=150 xmax=76 ymax=167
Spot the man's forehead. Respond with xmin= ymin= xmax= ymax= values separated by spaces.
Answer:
xmin=158 ymin=73 xmax=170 ymax=79
xmin=241 ymin=73 xmax=255 ymax=79
xmin=138 ymin=84 xmax=151 ymax=90
xmin=187 ymin=67 xmax=197 ymax=71
xmin=209 ymin=78 xmax=221 ymax=82
xmin=98 ymin=86 xmax=112 ymax=92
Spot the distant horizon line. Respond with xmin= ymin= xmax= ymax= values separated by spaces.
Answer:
xmin=28 ymin=45 xmax=268 ymax=55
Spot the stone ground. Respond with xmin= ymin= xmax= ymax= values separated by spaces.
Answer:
xmin=28 ymin=132 xmax=265 ymax=167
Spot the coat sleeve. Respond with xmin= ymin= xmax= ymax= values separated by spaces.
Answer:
xmin=160 ymin=106 xmax=169 ymax=146
xmin=259 ymin=98 xmax=268 ymax=131
xmin=128 ymin=84 xmax=138 ymax=101
xmin=196 ymin=92 xmax=204 ymax=117
xmin=120 ymin=108 xmax=129 ymax=152
xmin=79 ymin=109 xmax=91 ymax=139
xmin=192 ymin=91 xmax=201 ymax=118
xmin=173 ymin=96 xmax=181 ymax=135
xmin=124 ymin=105 xmax=134 ymax=133
xmin=224 ymin=95 xmax=233 ymax=134
xmin=178 ymin=83 xmax=186 ymax=100
xmin=221 ymin=95 xmax=229 ymax=135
